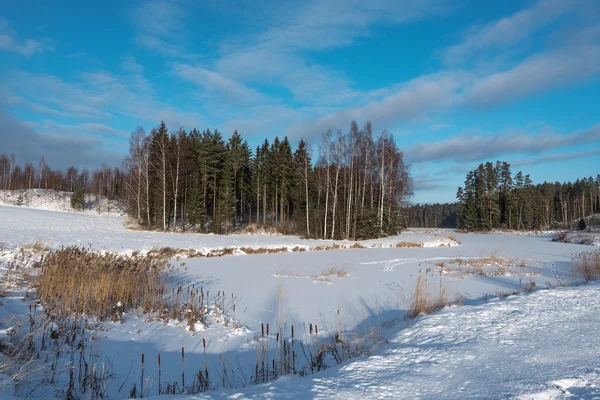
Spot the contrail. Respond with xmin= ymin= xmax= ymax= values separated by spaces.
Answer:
xmin=149 ymin=71 xmax=170 ymax=81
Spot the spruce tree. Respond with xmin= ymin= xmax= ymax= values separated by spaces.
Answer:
xmin=71 ymin=187 xmax=85 ymax=210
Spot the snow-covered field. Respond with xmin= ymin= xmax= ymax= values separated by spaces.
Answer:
xmin=0 ymin=204 xmax=599 ymax=399
xmin=0 ymin=205 xmax=458 ymax=253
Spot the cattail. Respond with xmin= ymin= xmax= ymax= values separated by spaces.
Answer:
xmin=158 ymin=353 xmax=162 ymax=395
xmin=181 ymin=347 xmax=185 ymax=389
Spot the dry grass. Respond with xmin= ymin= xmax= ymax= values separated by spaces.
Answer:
xmin=523 ymin=279 xmax=537 ymax=292
xmin=572 ymin=250 xmax=600 ymax=282
xmin=429 ymin=253 xmax=532 ymax=278
xmin=37 ymin=247 xmax=170 ymax=320
xmin=394 ymin=241 xmax=424 ymax=248
xmin=405 ymin=272 xmax=449 ymax=319
xmin=19 ymin=241 xmax=49 ymax=253
xmin=240 ymin=246 xmax=288 ymax=255
xmin=445 ymin=234 xmax=461 ymax=245
xmin=309 ymin=266 xmax=349 ymax=282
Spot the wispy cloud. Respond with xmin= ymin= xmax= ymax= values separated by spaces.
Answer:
xmin=463 ymin=45 xmax=600 ymax=108
xmin=171 ymin=63 xmax=270 ymax=105
xmin=4 ymin=68 xmax=203 ymax=135
xmin=406 ymin=124 xmax=600 ymax=163
xmin=512 ymin=148 xmax=600 ymax=167
xmin=441 ymin=0 xmax=581 ymax=64
xmin=426 ymin=123 xmax=451 ymax=132
xmin=0 ymin=19 xmax=53 ymax=57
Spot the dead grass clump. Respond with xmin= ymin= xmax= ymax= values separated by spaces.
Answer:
xmin=552 ymin=231 xmax=568 ymax=242
xmin=405 ymin=272 xmax=448 ymax=319
xmin=239 ymin=246 xmax=288 ymax=255
xmin=309 ymin=266 xmax=349 ymax=282
xmin=147 ymin=246 xmax=181 ymax=259
xmin=275 ymin=265 xmax=298 ymax=277
xmin=37 ymin=246 xmax=169 ymax=320
xmin=572 ymin=250 xmax=600 ymax=282
xmin=394 ymin=242 xmax=424 ymax=248
xmin=445 ymin=234 xmax=461 ymax=245
xmin=524 ymin=279 xmax=537 ymax=292
xmin=19 ymin=241 xmax=49 ymax=253
xmin=350 ymin=243 xmax=365 ymax=249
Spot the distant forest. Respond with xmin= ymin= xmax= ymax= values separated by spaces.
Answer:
xmin=456 ymin=161 xmax=600 ymax=231
xmin=2 ymin=132 xmax=598 ymax=235
xmin=405 ymin=203 xmax=458 ymax=228
xmin=0 ymin=120 xmax=412 ymax=240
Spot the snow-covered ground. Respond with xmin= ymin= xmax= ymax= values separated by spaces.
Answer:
xmin=0 ymin=189 xmax=124 ymax=215
xmin=0 ymin=205 xmax=599 ymax=399
xmin=152 ymin=283 xmax=600 ymax=399
xmin=0 ymin=205 xmax=458 ymax=253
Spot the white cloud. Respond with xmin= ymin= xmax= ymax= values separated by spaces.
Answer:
xmin=463 ymin=46 xmax=600 ymax=108
xmin=512 ymin=148 xmax=600 ymax=167
xmin=442 ymin=0 xmax=581 ymax=64
xmin=0 ymin=20 xmax=53 ymax=57
xmin=405 ymin=124 xmax=600 ymax=163
xmin=171 ymin=63 xmax=270 ymax=105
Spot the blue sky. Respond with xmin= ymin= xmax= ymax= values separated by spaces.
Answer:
xmin=0 ymin=0 xmax=599 ymax=203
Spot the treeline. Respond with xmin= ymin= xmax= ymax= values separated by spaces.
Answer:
xmin=406 ymin=203 xmax=458 ymax=228
xmin=0 ymin=154 xmax=125 ymax=200
xmin=124 ymin=120 xmax=412 ymax=239
xmin=457 ymin=161 xmax=600 ymax=231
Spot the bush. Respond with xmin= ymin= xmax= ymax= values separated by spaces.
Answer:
xmin=572 ymin=250 xmax=600 ymax=282
xmin=70 ymin=188 xmax=85 ymax=210
xmin=578 ymin=218 xmax=587 ymax=231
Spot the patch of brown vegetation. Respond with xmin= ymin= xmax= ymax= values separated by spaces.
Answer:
xmin=405 ymin=272 xmax=449 ymax=319
xmin=309 ymin=266 xmax=349 ymax=282
xmin=37 ymin=247 xmax=170 ymax=320
xmin=427 ymin=253 xmax=533 ymax=278
xmin=19 ymin=241 xmax=49 ymax=253
xmin=445 ymin=234 xmax=461 ymax=244
xmin=572 ymin=250 xmax=600 ymax=282
xmin=394 ymin=242 xmax=424 ymax=248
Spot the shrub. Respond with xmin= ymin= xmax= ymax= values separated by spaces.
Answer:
xmin=572 ymin=250 xmax=600 ymax=282
xmin=70 ymin=188 xmax=85 ymax=210
xmin=552 ymin=231 xmax=568 ymax=242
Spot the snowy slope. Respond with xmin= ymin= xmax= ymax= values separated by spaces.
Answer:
xmin=152 ymin=283 xmax=600 ymax=400
xmin=0 ymin=189 xmax=124 ymax=215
